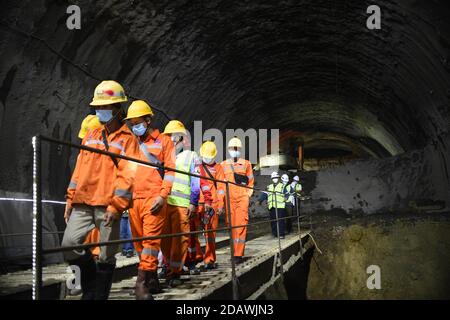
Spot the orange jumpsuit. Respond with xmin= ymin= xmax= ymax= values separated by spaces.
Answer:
xmin=220 ymin=158 xmax=254 ymax=257
xmin=198 ymin=163 xmax=225 ymax=264
xmin=127 ymin=129 xmax=175 ymax=272
xmin=84 ymin=228 xmax=100 ymax=257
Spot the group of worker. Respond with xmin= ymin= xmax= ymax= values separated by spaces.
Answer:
xmin=61 ymin=80 xmax=254 ymax=300
xmin=258 ymin=172 xmax=303 ymax=239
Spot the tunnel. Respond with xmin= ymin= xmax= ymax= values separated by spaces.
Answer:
xmin=0 ymin=0 xmax=449 ymax=299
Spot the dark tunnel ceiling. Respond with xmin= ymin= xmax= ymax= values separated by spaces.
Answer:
xmin=1 ymin=0 xmax=450 ymax=165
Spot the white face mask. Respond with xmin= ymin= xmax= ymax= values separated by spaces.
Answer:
xmin=228 ymin=149 xmax=241 ymax=158
xmin=272 ymin=178 xmax=279 ymax=184
xmin=203 ymin=157 xmax=215 ymax=164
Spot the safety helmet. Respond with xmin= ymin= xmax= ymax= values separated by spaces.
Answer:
xmin=200 ymin=141 xmax=217 ymax=158
xmin=281 ymin=174 xmax=289 ymax=184
xmin=271 ymin=172 xmax=280 ymax=179
xmin=163 ymin=120 xmax=187 ymax=135
xmin=124 ymin=100 xmax=154 ymax=120
xmin=78 ymin=115 xmax=102 ymax=139
xmin=90 ymin=80 xmax=127 ymax=106
xmin=228 ymin=137 xmax=242 ymax=148
xmin=293 ymin=175 xmax=300 ymax=182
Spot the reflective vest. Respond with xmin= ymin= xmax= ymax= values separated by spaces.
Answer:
xmin=267 ymin=183 xmax=286 ymax=209
xmin=167 ymin=150 xmax=196 ymax=208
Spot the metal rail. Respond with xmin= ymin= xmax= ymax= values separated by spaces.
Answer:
xmin=31 ymin=135 xmax=309 ymax=300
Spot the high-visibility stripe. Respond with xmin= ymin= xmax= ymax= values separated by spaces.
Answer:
xmin=247 ymin=174 xmax=254 ymax=180
xmin=173 ymin=177 xmax=190 ymax=185
xmin=142 ymin=248 xmax=159 ymax=257
xmin=147 ymin=144 xmax=162 ymax=150
xmin=114 ymin=189 xmax=132 ymax=200
xmin=85 ymin=139 xmax=104 ymax=146
xmin=68 ymin=181 xmax=77 ymax=189
xmin=164 ymin=175 xmax=175 ymax=182
xmin=169 ymin=190 xmax=190 ymax=200
xmin=188 ymin=247 xmax=197 ymax=253
xmin=234 ymin=238 xmax=246 ymax=244
xmin=169 ymin=260 xmax=183 ymax=268
xmin=217 ymin=190 xmax=225 ymax=195
xmin=109 ymin=142 xmax=125 ymax=153
xmin=202 ymin=185 xmax=211 ymax=191
xmin=138 ymin=141 xmax=161 ymax=165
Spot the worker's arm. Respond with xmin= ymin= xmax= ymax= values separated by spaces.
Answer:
xmin=64 ymin=151 xmax=82 ymax=222
xmin=246 ymin=160 xmax=254 ymax=198
xmin=216 ymin=164 xmax=226 ymax=210
xmin=160 ymin=135 xmax=176 ymax=199
xmin=189 ymin=161 xmax=201 ymax=206
xmin=106 ymin=138 xmax=137 ymax=216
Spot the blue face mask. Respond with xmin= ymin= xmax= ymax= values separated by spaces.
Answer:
xmin=95 ymin=109 xmax=113 ymax=123
xmin=132 ymin=122 xmax=147 ymax=136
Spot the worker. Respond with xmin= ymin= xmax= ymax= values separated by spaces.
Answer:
xmin=123 ymin=100 xmax=175 ymax=299
xmin=257 ymin=172 xmax=287 ymax=239
xmin=198 ymin=141 xmax=226 ymax=269
xmin=221 ymin=137 xmax=254 ymax=264
xmin=281 ymin=174 xmax=293 ymax=234
xmin=120 ymin=210 xmax=134 ymax=258
xmin=78 ymin=114 xmax=103 ymax=261
xmin=161 ymin=120 xmax=200 ymax=287
xmin=62 ymin=80 xmax=138 ymax=300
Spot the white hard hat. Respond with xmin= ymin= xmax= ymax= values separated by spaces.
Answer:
xmin=293 ymin=175 xmax=300 ymax=182
xmin=271 ymin=172 xmax=280 ymax=179
xmin=281 ymin=174 xmax=289 ymax=183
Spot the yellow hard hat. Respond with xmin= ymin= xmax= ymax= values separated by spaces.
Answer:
xmin=163 ymin=120 xmax=187 ymax=135
xmin=123 ymin=100 xmax=154 ymax=120
xmin=78 ymin=115 xmax=102 ymax=139
xmin=90 ymin=80 xmax=127 ymax=106
xmin=200 ymin=141 xmax=217 ymax=158
xmin=228 ymin=137 xmax=242 ymax=148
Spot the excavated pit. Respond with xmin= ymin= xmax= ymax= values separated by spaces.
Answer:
xmin=0 ymin=0 xmax=449 ymax=298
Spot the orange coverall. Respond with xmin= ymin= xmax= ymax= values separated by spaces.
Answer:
xmin=220 ymin=158 xmax=254 ymax=257
xmin=127 ymin=129 xmax=175 ymax=272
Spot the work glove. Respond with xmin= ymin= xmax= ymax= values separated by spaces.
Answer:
xmin=103 ymin=211 xmax=119 ymax=227
xmin=150 ymin=196 xmax=165 ymax=214
xmin=187 ymin=204 xmax=197 ymax=220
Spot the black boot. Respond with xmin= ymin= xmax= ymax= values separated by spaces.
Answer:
xmin=95 ymin=263 xmax=115 ymax=300
xmin=147 ymin=271 xmax=162 ymax=294
xmin=68 ymin=251 xmax=97 ymax=300
xmin=135 ymin=269 xmax=154 ymax=300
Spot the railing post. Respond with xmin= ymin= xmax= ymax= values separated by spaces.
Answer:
xmin=296 ymin=195 xmax=304 ymax=260
xmin=32 ymin=136 xmax=43 ymax=300
xmin=225 ymin=182 xmax=239 ymax=300
xmin=274 ymin=190 xmax=284 ymax=276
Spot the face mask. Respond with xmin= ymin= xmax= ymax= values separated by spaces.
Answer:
xmin=95 ymin=109 xmax=113 ymax=123
xmin=272 ymin=178 xmax=279 ymax=184
xmin=203 ymin=157 xmax=215 ymax=164
xmin=132 ymin=122 xmax=147 ymax=136
xmin=228 ymin=150 xmax=241 ymax=158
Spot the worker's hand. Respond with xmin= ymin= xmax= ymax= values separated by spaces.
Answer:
xmin=187 ymin=204 xmax=197 ymax=219
xmin=205 ymin=203 xmax=213 ymax=213
xmin=150 ymin=196 xmax=165 ymax=214
xmin=64 ymin=205 xmax=73 ymax=224
xmin=218 ymin=207 xmax=225 ymax=216
xmin=103 ymin=211 xmax=119 ymax=227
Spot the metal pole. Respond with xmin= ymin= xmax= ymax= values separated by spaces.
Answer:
xmin=32 ymin=136 xmax=42 ymax=300
xmin=296 ymin=195 xmax=304 ymax=260
xmin=225 ymin=182 xmax=239 ymax=300
xmin=274 ymin=190 xmax=283 ymax=276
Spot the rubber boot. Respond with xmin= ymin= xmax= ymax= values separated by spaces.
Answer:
xmin=147 ymin=271 xmax=162 ymax=294
xmin=135 ymin=269 xmax=153 ymax=300
xmin=68 ymin=251 xmax=97 ymax=300
xmin=95 ymin=263 xmax=115 ymax=300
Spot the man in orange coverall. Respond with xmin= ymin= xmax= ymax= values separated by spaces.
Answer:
xmin=123 ymin=100 xmax=175 ymax=300
xmin=221 ymin=137 xmax=254 ymax=264
xmin=62 ymin=80 xmax=138 ymax=300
